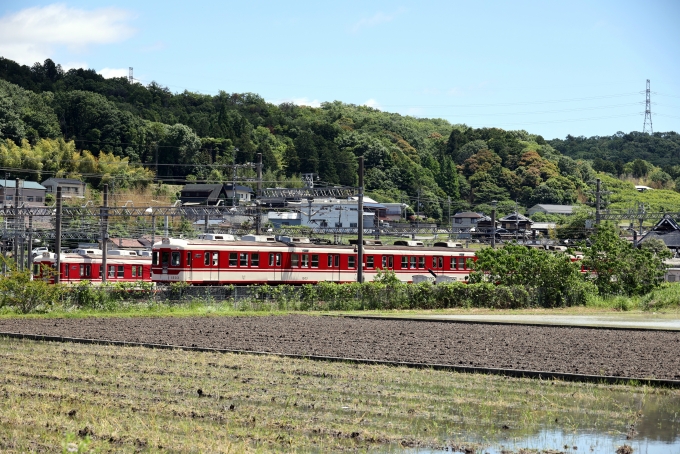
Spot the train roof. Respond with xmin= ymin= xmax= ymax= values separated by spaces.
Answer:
xmin=34 ymin=253 xmax=152 ymax=264
xmin=154 ymin=238 xmax=475 ymax=254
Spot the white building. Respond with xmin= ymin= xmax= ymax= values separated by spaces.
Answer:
xmin=286 ymin=198 xmax=376 ymax=229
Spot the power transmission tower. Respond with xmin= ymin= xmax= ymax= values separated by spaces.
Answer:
xmin=129 ymin=67 xmax=134 ymax=84
xmin=643 ymin=79 xmax=653 ymax=134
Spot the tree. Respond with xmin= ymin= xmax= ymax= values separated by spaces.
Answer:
xmin=468 ymin=243 xmax=588 ymax=306
xmin=580 ymin=225 xmax=671 ymax=296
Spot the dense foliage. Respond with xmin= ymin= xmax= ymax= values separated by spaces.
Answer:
xmin=2 ymin=57 xmax=680 ymax=220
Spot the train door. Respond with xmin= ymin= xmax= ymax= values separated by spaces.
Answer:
xmin=204 ymin=251 xmax=219 ymax=281
xmin=327 ymin=254 xmax=340 ymax=282
xmin=269 ymin=252 xmax=282 ymax=281
xmin=185 ymin=251 xmax=194 ymax=282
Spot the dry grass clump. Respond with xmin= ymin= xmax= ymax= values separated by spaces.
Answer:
xmin=0 ymin=337 xmax=676 ymax=452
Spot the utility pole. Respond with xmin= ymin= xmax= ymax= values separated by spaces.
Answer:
xmin=256 ymin=153 xmax=262 ymax=235
xmin=101 ymin=184 xmax=108 ymax=283
xmin=595 ymin=178 xmax=601 ymax=225
xmin=232 ymin=147 xmax=238 ymax=208
xmin=357 ymin=156 xmax=364 ymax=283
xmin=13 ymin=178 xmax=19 ymax=266
xmin=27 ymin=214 xmax=33 ymax=276
xmin=491 ymin=201 xmax=497 ymax=249
xmin=55 ymin=187 xmax=62 ymax=284
xmin=643 ymin=79 xmax=653 ymax=134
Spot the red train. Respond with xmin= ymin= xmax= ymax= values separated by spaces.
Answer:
xmin=151 ymin=235 xmax=477 ymax=285
xmin=33 ymin=249 xmax=152 ymax=284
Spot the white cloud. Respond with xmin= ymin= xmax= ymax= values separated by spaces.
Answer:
xmin=0 ymin=4 xmax=135 ymax=65
xmin=362 ymin=98 xmax=381 ymax=110
xmin=269 ymin=97 xmax=322 ymax=108
xmin=99 ymin=67 xmax=129 ymax=79
xmin=352 ymin=7 xmax=406 ymax=33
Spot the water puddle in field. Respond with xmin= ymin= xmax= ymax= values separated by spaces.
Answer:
xmin=408 ymin=391 xmax=680 ymax=454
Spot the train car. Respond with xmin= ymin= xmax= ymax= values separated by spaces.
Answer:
xmin=33 ymin=250 xmax=153 ymax=284
xmin=151 ymin=236 xmax=477 ymax=285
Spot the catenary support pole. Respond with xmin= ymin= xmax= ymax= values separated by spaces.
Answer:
xmin=101 ymin=184 xmax=108 ymax=283
xmin=357 ymin=156 xmax=364 ymax=283
xmin=256 ymin=153 xmax=262 ymax=235
xmin=491 ymin=207 xmax=496 ymax=249
xmin=595 ymin=178 xmax=601 ymax=226
xmin=27 ymin=214 xmax=33 ymax=277
xmin=54 ymin=187 xmax=62 ymax=284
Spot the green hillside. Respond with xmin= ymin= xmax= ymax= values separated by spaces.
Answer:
xmin=1 ymin=57 xmax=679 ymax=220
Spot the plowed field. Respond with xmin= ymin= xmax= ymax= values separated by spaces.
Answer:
xmin=1 ymin=315 xmax=678 ymax=380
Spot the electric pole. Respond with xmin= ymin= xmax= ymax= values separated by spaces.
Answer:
xmin=643 ymin=79 xmax=653 ymax=134
xmin=357 ymin=156 xmax=364 ymax=283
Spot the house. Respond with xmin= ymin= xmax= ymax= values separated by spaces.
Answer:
xmin=499 ymin=212 xmax=533 ymax=232
xmin=224 ymin=184 xmax=254 ymax=204
xmin=530 ymin=222 xmax=557 ymax=236
xmin=451 ymin=211 xmax=484 ymax=228
xmin=41 ymin=178 xmax=86 ymax=199
xmin=179 ymin=184 xmax=229 ymax=206
xmin=284 ymin=198 xmax=375 ymax=229
xmin=382 ymin=203 xmax=406 ymax=222
xmin=0 ymin=179 xmax=47 ymax=207
xmin=106 ymin=238 xmax=148 ymax=251
xmin=527 ymin=204 xmax=576 ymax=216
xmin=640 ymin=215 xmax=680 ymax=252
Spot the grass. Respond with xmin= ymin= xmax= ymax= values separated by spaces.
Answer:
xmin=1 ymin=337 xmax=677 ymax=453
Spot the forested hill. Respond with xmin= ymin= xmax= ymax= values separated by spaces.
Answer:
xmin=1 ymin=57 xmax=678 ymax=221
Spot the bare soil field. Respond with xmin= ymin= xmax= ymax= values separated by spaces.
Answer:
xmin=0 ymin=314 xmax=678 ymax=380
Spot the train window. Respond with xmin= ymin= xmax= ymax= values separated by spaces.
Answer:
xmin=251 ymin=253 xmax=259 ymax=267
xmin=401 ymin=256 xmax=408 ymax=268
xmin=328 ymin=255 xmax=333 ymax=267
xmin=171 ymin=251 xmax=180 ymax=266
xmin=204 ymin=252 xmax=210 ymax=266
xmin=132 ymin=266 xmax=136 ymax=278
xmin=212 ymin=252 xmax=219 ymax=266
xmin=108 ymin=265 xmax=115 ymax=278
xmin=366 ymin=256 xmax=374 ymax=268
xmin=291 ymin=253 xmax=299 ymax=267
xmin=438 ymin=257 xmax=443 ymax=269
xmin=334 ymin=255 xmax=339 ymax=267
xmin=348 ymin=256 xmax=356 ymax=268
xmin=451 ymin=257 xmax=458 ymax=270
xmin=85 ymin=264 xmax=91 ymax=277
xmin=418 ymin=257 xmax=425 ymax=269
xmin=311 ymin=254 xmax=319 ymax=268
xmin=161 ymin=251 xmax=170 ymax=266
xmin=276 ymin=253 xmax=281 ymax=266
xmin=152 ymin=251 xmax=158 ymax=265
xmin=229 ymin=253 xmax=237 ymax=267
xmin=382 ymin=256 xmax=387 ymax=268
xmin=240 ymin=253 xmax=248 ymax=267
xmin=269 ymin=253 xmax=275 ymax=266
xmin=64 ymin=265 xmax=69 ymax=277
xmin=118 ymin=266 xmax=124 ymax=278
xmin=80 ymin=264 xmax=84 ymax=277
xmin=33 ymin=264 xmax=39 ymax=276
xmin=187 ymin=252 xmax=192 ymax=267
xmin=138 ymin=266 xmax=143 ymax=277
xmin=388 ymin=256 xmax=393 ymax=268
xmin=301 ymin=255 xmax=309 ymax=268
xmin=431 ymin=257 xmax=437 ymax=268
xmin=410 ymin=256 xmax=417 ymax=269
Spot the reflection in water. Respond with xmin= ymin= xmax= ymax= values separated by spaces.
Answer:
xmin=420 ymin=389 xmax=680 ymax=453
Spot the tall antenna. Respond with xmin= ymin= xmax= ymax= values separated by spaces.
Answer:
xmin=128 ymin=67 xmax=134 ymax=84
xmin=643 ymin=79 xmax=653 ymax=134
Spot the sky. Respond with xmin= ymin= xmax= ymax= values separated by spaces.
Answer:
xmin=0 ymin=0 xmax=679 ymax=140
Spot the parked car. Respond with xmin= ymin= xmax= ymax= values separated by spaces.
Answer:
xmin=31 ymin=247 xmax=49 ymax=257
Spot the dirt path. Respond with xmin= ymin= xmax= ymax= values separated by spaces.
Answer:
xmin=1 ymin=314 xmax=678 ymax=380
